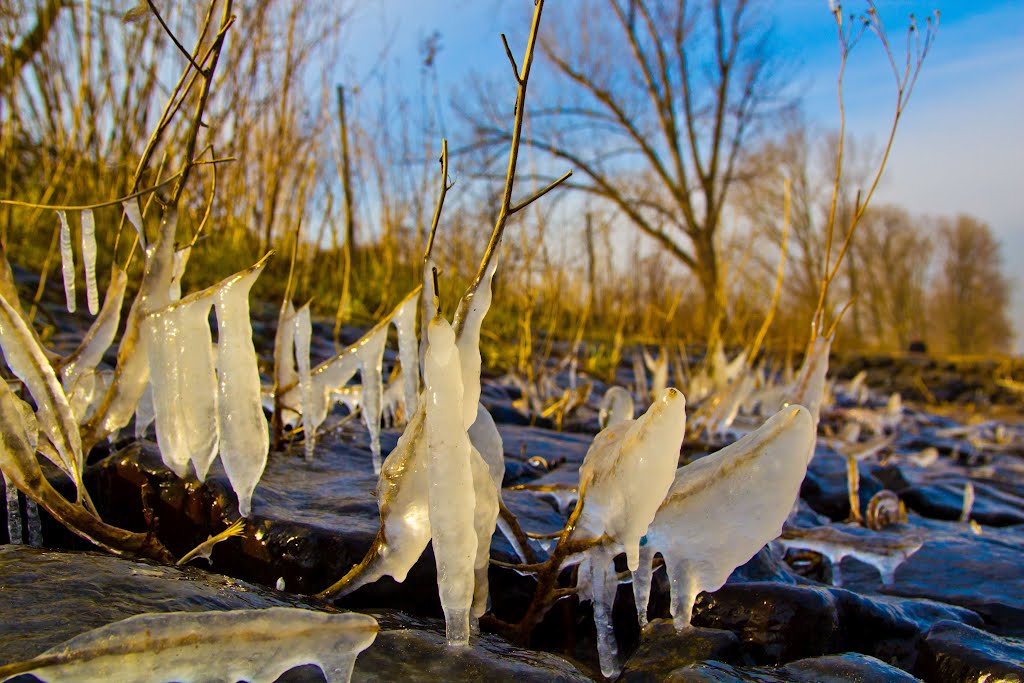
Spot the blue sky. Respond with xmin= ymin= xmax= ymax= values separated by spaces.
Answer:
xmin=334 ymin=1 xmax=1024 ymax=351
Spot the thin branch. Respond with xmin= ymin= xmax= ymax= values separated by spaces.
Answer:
xmin=500 ymin=33 xmax=522 ymax=84
xmin=509 ymin=169 xmax=572 ymax=215
xmin=146 ymin=0 xmax=204 ymax=74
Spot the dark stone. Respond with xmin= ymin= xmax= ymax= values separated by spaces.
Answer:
xmin=690 ymin=582 xmax=842 ymax=665
xmin=914 ymin=620 xmax=1024 ymax=683
xmin=620 ymin=622 xmax=742 ymax=683
xmin=801 ymin=448 xmax=885 ymax=521
xmin=661 ymin=653 xmax=918 ymax=682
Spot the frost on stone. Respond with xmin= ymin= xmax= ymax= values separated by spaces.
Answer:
xmin=598 ymin=386 xmax=634 ymax=429
xmin=423 ymin=316 xmax=479 ymax=645
xmin=144 ymin=295 xmax=220 ymax=480
xmin=57 ymin=210 xmax=76 ymax=313
xmin=293 ymin=304 xmax=315 ymax=461
xmin=213 ymin=262 xmax=270 ymax=518
xmin=0 ymin=292 xmax=84 ymax=497
xmin=80 ymin=209 xmax=99 ymax=315
xmin=355 ymin=323 xmax=388 ymax=473
xmin=0 ymin=608 xmax=378 ymax=683
xmin=632 ymin=404 xmax=815 ymax=631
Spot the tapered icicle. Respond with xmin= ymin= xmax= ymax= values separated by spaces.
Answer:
xmin=122 ymin=201 xmax=146 ymax=251
xmin=62 ymin=268 xmax=128 ymax=403
xmin=391 ymin=295 xmax=419 ymax=418
xmin=4 ymin=470 xmax=22 ymax=544
xmin=423 ymin=316 xmax=477 ymax=646
xmin=169 ymin=246 xmax=191 ymax=301
xmin=80 ymin=210 xmax=99 ymax=315
xmin=25 ymin=498 xmax=42 ymax=546
xmin=273 ymin=301 xmax=299 ymax=426
xmin=356 ymin=326 xmax=388 ymax=474
xmin=293 ymin=305 xmax=314 ymax=461
xmin=57 ymin=210 xmax=76 ymax=313
xmin=145 ymin=298 xmax=219 ymax=480
xmin=214 ymin=263 xmax=270 ymax=517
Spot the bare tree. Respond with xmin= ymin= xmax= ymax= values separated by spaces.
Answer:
xmin=463 ymin=0 xmax=791 ymax=350
xmin=930 ymin=215 xmax=1014 ymax=355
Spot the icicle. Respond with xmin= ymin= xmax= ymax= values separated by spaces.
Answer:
xmin=634 ymin=405 xmax=815 ymax=629
xmin=391 ymin=294 xmax=420 ymax=419
xmin=145 ymin=297 xmax=219 ymax=480
xmin=788 ymin=333 xmax=832 ymax=434
xmin=272 ymin=301 xmax=299 ymax=426
xmin=80 ymin=210 xmax=99 ymax=315
xmin=293 ymin=305 xmax=315 ymax=461
xmin=168 ymin=246 xmax=191 ymax=301
xmin=213 ymin=263 xmax=270 ymax=518
xmin=62 ymin=268 xmax=128 ymax=400
xmin=57 ymin=210 xmax=76 ymax=313
xmin=122 ymin=201 xmax=146 ymax=251
xmin=355 ymin=325 xmax=388 ymax=474
xmin=25 ymin=498 xmax=42 ymax=546
xmin=133 ymin=382 xmax=155 ymax=439
xmin=423 ymin=316 xmax=477 ymax=645
xmin=598 ymin=386 xmax=634 ymax=429
xmin=4 ymin=470 xmax=22 ymax=544
xmin=577 ymin=545 xmax=620 ymax=678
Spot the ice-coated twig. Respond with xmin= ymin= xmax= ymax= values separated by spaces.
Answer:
xmin=57 ymin=210 xmax=76 ymax=313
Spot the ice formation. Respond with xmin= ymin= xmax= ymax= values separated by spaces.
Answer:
xmin=61 ymin=268 xmax=128 ymax=422
xmin=80 ymin=210 xmax=99 ymax=315
xmin=598 ymin=386 xmax=634 ymax=428
xmin=293 ymin=304 xmax=315 ymax=461
xmin=631 ymin=350 xmax=648 ymax=403
xmin=571 ymin=388 xmax=687 ymax=677
xmin=631 ymin=405 xmax=815 ymax=632
xmin=0 ymin=608 xmax=378 ymax=683
xmin=57 ymin=210 xmax=75 ymax=313
xmin=777 ymin=525 xmax=923 ymax=586
xmin=144 ymin=294 xmax=220 ymax=479
xmin=0 ymin=292 xmax=84 ymax=498
xmin=643 ymin=348 xmax=669 ymax=400
xmin=213 ymin=264 xmax=270 ymax=517
xmin=168 ymin=246 xmax=191 ymax=301
xmin=788 ymin=333 xmax=832 ymax=432
xmin=423 ymin=316 xmax=479 ymax=645
xmin=355 ymin=324 xmax=388 ymax=473
xmin=391 ymin=293 xmax=420 ymax=416
xmin=3 ymin=470 xmax=21 ymax=543
xmin=121 ymin=201 xmax=146 ymax=250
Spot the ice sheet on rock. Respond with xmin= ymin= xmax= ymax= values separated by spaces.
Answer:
xmin=424 ymin=317 xmax=478 ymax=645
xmin=0 ymin=608 xmax=378 ymax=683
xmin=293 ymin=305 xmax=315 ymax=461
xmin=356 ymin=323 xmax=388 ymax=474
xmin=80 ymin=210 xmax=99 ymax=315
xmin=0 ymin=293 xmax=84 ymax=491
xmin=598 ymin=386 xmax=634 ymax=429
xmin=575 ymin=388 xmax=687 ymax=572
xmin=57 ymin=210 xmax=76 ymax=313
xmin=777 ymin=525 xmax=924 ymax=586
xmin=61 ymin=268 xmax=128 ymax=402
xmin=214 ymin=263 xmax=270 ymax=518
xmin=145 ymin=297 xmax=219 ymax=480
xmin=633 ymin=405 xmax=815 ymax=629
xmin=391 ymin=293 xmax=419 ymax=417
xmin=788 ymin=333 xmax=832 ymax=433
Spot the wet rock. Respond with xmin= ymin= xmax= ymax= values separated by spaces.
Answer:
xmin=619 ymin=622 xmax=742 ymax=683
xmin=801 ymin=447 xmax=884 ymax=521
xmin=914 ymin=620 xmax=1024 ymax=683
xmin=661 ymin=653 xmax=918 ymax=682
xmin=879 ymin=520 xmax=1024 ymax=637
xmin=690 ymin=582 xmax=842 ymax=664
xmin=0 ymin=546 xmax=590 ymax=682
xmin=873 ymin=463 xmax=1024 ymax=526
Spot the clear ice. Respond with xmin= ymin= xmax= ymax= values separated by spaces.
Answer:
xmin=213 ymin=264 xmax=270 ymax=518
xmin=598 ymin=386 xmax=634 ymax=429
xmin=355 ymin=325 xmax=388 ymax=473
xmin=80 ymin=209 xmax=99 ymax=315
xmin=632 ymin=405 xmax=815 ymax=631
xmin=57 ymin=210 xmax=76 ymax=313
xmin=423 ymin=317 xmax=479 ymax=645
xmin=293 ymin=304 xmax=315 ymax=461
xmin=0 ymin=608 xmax=378 ymax=683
